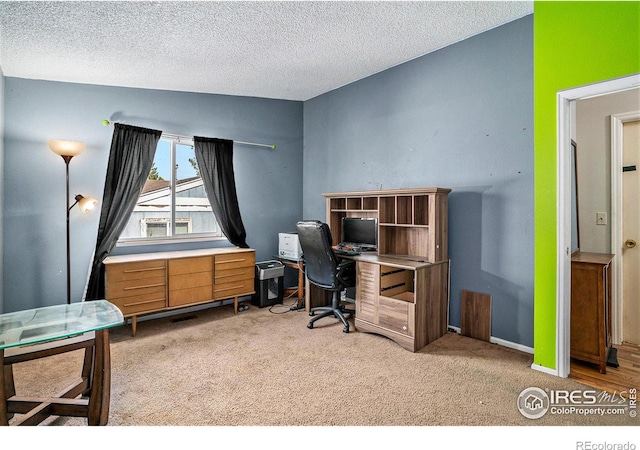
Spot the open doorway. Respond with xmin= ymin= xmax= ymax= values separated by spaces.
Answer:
xmin=556 ymin=74 xmax=640 ymax=380
xmin=574 ymin=90 xmax=640 ymax=347
xmin=612 ymin=109 xmax=640 ymax=346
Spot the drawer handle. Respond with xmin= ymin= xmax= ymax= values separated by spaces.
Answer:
xmin=216 ymin=285 xmax=245 ymax=293
xmin=123 ymin=297 xmax=165 ymax=307
xmin=123 ymin=266 xmax=165 ymax=273
xmin=217 ymin=258 xmax=247 ymax=264
xmin=123 ymin=282 xmax=165 ymax=291
xmin=216 ymin=272 xmax=246 ymax=279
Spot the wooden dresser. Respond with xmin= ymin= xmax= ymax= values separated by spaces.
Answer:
xmin=570 ymin=251 xmax=614 ymax=374
xmin=104 ymin=247 xmax=255 ymax=335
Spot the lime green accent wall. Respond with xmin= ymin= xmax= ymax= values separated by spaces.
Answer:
xmin=534 ymin=1 xmax=640 ymax=370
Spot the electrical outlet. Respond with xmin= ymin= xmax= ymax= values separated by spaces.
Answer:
xmin=596 ymin=212 xmax=607 ymax=225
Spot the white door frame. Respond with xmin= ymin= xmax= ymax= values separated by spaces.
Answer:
xmin=556 ymin=73 xmax=640 ymax=378
xmin=611 ymin=110 xmax=640 ymax=345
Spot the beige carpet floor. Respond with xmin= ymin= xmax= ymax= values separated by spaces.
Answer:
xmin=7 ymin=302 xmax=638 ymax=429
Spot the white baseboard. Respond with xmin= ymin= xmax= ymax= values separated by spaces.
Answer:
xmin=447 ymin=325 xmax=534 ymax=354
xmin=490 ymin=336 xmax=533 ymax=354
xmin=531 ymin=363 xmax=559 ymax=377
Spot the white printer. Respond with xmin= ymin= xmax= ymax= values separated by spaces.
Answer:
xmin=278 ymin=232 xmax=303 ymax=260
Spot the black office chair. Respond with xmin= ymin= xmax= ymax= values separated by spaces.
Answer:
xmin=296 ymin=220 xmax=356 ymax=333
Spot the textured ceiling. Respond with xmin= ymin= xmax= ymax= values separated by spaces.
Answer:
xmin=0 ymin=1 xmax=533 ymax=101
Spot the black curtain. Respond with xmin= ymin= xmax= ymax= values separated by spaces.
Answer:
xmin=85 ymin=124 xmax=162 ymax=300
xmin=194 ymin=137 xmax=249 ymax=248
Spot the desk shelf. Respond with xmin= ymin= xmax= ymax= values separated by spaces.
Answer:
xmin=383 ymin=291 xmax=415 ymax=303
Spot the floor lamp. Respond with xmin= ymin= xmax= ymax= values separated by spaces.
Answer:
xmin=49 ymin=140 xmax=98 ymax=305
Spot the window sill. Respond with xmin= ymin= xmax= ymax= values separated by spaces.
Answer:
xmin=116 ymin=234 xmax=226 ymax=248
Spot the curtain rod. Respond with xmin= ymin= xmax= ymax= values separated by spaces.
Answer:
xmin=101 ymin=120 xmax=276 ymax=149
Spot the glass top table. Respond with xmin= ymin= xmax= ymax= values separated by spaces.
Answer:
xmin=0 ymin=299 xmax=124 ymax=350
xmin=1 ymin=300 xmax=124 ymax=426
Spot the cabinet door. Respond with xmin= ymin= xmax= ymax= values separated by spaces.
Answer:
xmin=356 ymin=262 xmax=378 ymax=323
xmin=378 ymin=296 xmax=412 ymax=336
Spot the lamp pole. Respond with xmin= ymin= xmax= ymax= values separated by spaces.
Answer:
xmin=64 ymin=155 xmax=73 ymax=305
xmin=49 ymin=140 xmax=97 ymax=305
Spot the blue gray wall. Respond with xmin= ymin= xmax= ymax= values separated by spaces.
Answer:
xmin=303 ymin=16 xmax=534 ymax=346
xmin=3 ymin=79 xmax=302 ymax=312
xmin=0 ymin=66 xmax=4 ymax=313
xmin=2 ymin=16 xmax=534 ymax=347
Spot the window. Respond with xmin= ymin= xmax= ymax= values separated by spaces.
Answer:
xmin=118 ymin=137 xmax=221 ymax=244
xmin=141 ymin=218 xmax=192 ymax=237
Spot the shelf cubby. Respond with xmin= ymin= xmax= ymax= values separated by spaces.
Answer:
xmin=414 ymin=195 xmax=430 ymax=226
xmin=330 ymin=198 xmax=346 ymax=210
xmin=378 ymin=225 xmax=430 ymax=259
xmin=396 ymin=196 xmax=413 ymax=225
xmin=362 ymin=196 xmax=378 ymax=210
xmin=329 ymin=212 xmax=346 ymax=245
xmin=380 ymin=265 xmax=414 ymax=303
xmin=379 ymin=196 xmax=396 ymax=224
xmin=347 ymin=197 xmax=362 ymax=210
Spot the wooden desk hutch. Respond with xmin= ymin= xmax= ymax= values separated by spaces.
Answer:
xmin=308 ymin=187 xmax=451 ymax=352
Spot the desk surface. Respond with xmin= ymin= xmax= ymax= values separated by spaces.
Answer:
xmin=350 ymin=253 xmax=437 ymax=269
xmin=0 ymin=300 xmax=124 ymax=350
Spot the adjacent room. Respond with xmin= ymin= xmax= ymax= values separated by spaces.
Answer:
xmin=0 ymin=0 xmax=638 ymax=439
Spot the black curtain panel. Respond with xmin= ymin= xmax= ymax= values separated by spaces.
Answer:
xmin=85 ymin=123 xmax=162 ymax=300
xmin=194 ymin=137 xmax=249 ymax=248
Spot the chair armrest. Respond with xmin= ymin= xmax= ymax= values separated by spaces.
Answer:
xmin=335 ymin=259 xmax=356 ymax=287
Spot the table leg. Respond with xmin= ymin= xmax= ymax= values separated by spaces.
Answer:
xmin=81 ymin=344 xmax=93 ymax=383
xmin=87 ymin=329 xmax=111 ymax=426
xmin=0 ymin=349 xmax=6 ymax=426
xmin=0 ymin=350 xmax=16 ymax=425
xmin=131 ymin=316 xmax=137 ymax=337
xmin=298 ymin=264 xmax=304 ymax=308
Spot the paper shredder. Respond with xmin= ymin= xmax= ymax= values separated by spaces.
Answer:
xmin=252 ymin=260 xmax=285 ymax=308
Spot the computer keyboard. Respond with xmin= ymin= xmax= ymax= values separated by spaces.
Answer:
xmin=334 ymin=243 xmax=361 ymax=255
xmin=335 ymin=248 xmax=360 ymax=256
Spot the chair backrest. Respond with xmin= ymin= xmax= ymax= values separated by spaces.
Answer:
xmin=296 ymin=220 xmax=340 ymax=290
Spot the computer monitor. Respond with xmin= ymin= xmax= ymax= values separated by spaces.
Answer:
xmin=341 ymin=217 xmax=378 ymax=250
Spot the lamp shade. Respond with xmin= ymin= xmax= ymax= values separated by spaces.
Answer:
xmin=49 ymin=140 xmax=85 ymax=157
xmin=75 ymin=195 xmax=98 ymax=213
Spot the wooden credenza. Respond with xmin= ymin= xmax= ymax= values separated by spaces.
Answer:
xmin=570 ymin=251 xmax=614 ymax=374
xmin=314 ymin=187 xmax=451 ymax=351
xmin=104 ymin=248 xmax=255 ymax=335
